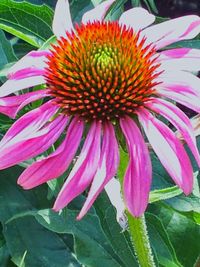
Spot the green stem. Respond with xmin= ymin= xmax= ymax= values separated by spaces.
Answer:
xmin=127 ymin=213 xmax=156 ymax=267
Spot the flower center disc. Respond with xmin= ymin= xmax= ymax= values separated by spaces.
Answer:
xmin=45 ymin=21 xmax=160 ymax=121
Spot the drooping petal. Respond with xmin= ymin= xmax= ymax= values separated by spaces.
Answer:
xmin=53 ymin=121 xmax=101 ymax=211
xmin=119 ymin=7 xmax=155 ymax=31
xmin=142 ymin=15 xmax=200 ymax=49
xmin=0 ymin=76 xmax=45 ymax=97
xmin=120 ymin=116 xmax=152 ymax=217
xmin=0 ymin=115 xmax=68 ymax=169
xmin=159 ymin=48 xmax=200 ymax=71
xmin=145 ymin=98 xmax=200 ymax=167
xmin=82 ymin=0 xmax=115 ymax=24
xmin=8 ymin=50 xmax=50 ymax=78
xmin=0 ymin=89 xmax=49 ymax=118
xmin=104 ymin=178 xmax=126 ymax=224
xmin=18 ymin=116 xmax=84 ymax=189
xmin=138 ymin=109 xmax=193 ymax=195
xmin=0 ymin=101 xmax=58 ymax=148
xmin=156 ymin=71 xmax=200 ymax=113
xmin=52 ymin=0 xmax=74 ymax=38
xmin=77 ymin=122 xmax=119 ymax=220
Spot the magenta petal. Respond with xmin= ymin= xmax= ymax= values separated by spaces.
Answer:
xmin=18 ymin=117 xmax=84 ymax=189
xmin=8 ymin=50 xmax=50 ymax=78
xmin=0 ymin=90 xmax=49 ymax=118
xmin=0 ymin=101 xmax=58 ymax=148
xmin=120 ymin=116 xmax=152 ymax=217
xmin=53 ymin=121 xmax=101 ymax=211
xmin=156 ymin=71 xmax=200 ymax=113
xmin=0 ymin=115 xmax=68 ymax=169
xmin=159 ymin=48 xmax=200 ymax=71
xmin=146 ymin=98 xmax=200 ymax=167
xmin=10 ymin=68 xmax=45 ymax=80
xmin=77 ymin=122 xmax=119 ymax=220
xmin=138 ymin=109 xmax=193 ymax=195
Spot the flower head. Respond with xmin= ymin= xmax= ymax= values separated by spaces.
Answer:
xmin=0 ymin=0 xmax=200 ymax=219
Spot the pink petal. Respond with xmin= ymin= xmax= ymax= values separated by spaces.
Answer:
xmin=18 ymin=116 xmax=84 ymax=189
xmin=82 ymin=0 xmax=115 ymax=24
xmin=120 ymin=116 xmax=152 ymax=217
xmin=142 ymin=15 xmax=200 ymax=49
xmin=77 ymin=122 xmax=119 ymax=220
xmin=0 ymin=101 xmax=58 ymax=148
xmin=138 ymin=109 xmax=193 ymax=195
xmin=52 ymin=0 xmax=74 ymax=38
xmin=156 ymin=71 xmax=200 ymax=113
xmin=0 ymin=89 xmax=48 ymax=118
xmin=145 ymin=98 xmax=200 ymax=167
xmin=0 ymin=115 xmax=68 ymax=169
xmin=53 ymin=121 xmax=101 ymax=211
xmin=8 ymin=50 xmax=50 ymax=78
xmin=159 ymin=48 xmax=200 ymax=71
xmin=119 ymin=7 xmax=155 ymax=31
xmin=10 ymin=68 xmax=45 ymax=80
xmin=0 ymin=76 xmax=45 ymax=97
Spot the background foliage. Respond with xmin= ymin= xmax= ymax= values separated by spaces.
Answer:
xmin=0 ymin=0 xmax=200 ymax=266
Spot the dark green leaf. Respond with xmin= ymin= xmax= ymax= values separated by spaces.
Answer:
xmin=36 ymin=208 xmax=122 ymax=267
xmin=94 ymin=192 xmax=138 ymax=267
xmin=146 ymin=213 xmax=182 ymax=267
xmin=0 ymin=0 xmax=54 ymax=47
xmin=0 ymin=166 xmax=81 ymax=267
xmin=0 ymin=29 xmax=17 ymax=69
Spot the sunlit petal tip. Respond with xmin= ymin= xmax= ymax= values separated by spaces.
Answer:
xmin=119 ymin=7 xmax=155 ymax=31
xmin=52 ymin=0 xmax=74 ymax=38
xmin=82 ymin=0 xmax=115 ymax=24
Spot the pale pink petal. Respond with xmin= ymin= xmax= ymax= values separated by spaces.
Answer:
xmin=10 ymin=68 xmax=45 ymax=80
xmin=0 ymin=115 xmax=68 ymax=169
xmin=0 ymin=76 xmax=45 ymax=97
xmin=142 ymin=15 xmax=200 ymax=49
xmin=138 ymin=109 xmax=193 ymax=194
xmin=0 ymin=90 xmax=48 ymax=118
xmin=8 ymin=50 xmax=50 ymax=78
xmin=120 ymin=116 xmax=152 ymax=217
xmin=77 ymin=122 xmax=119 ymax=220
xmin=82 ymin=0 xmax=115 ymax=24
xmin=52 ymin=0 xmax=74 ymax=38
xmin=105 ymin=178 xmax=125 ymax=224
xmin=145 ymin=98 xmax=200 ymax=167
xmin=156 ymin=71 xmax=200 ymax=113
xmin=18 ymin=117 xmax=84 ymax=189
xmin=119 ymin=7 xmax=155 ymax=31
xmin=53 ymin=121 xmax=101 ymax=211
xmin=159 ymin=48 xmax=200 ymax=71
xmin=0 ymin=101 xmax=58 ymax=148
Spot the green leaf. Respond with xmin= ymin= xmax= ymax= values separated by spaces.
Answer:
xmin=105 ymin=0 xmax=126 ymax=21
xmin=36 ymin=208 xmax=123 ymax=267
xmin=165 ymin=40 xmax=200 ymax=50
xmin=0 ymin=0 xmax=54 ymax=47
xmin=0 ymin=29 xmax=17 ymax=69
xmin=0 ymin=166 xmax=81 ymax=267
xmin=152 ymin=204 xmax=200 ymax=267
xmin=149 ymin=186 xmax=182 ymax=203
xmin=94 ymin=192 xmax=138 ymax=267
xmin=146 ymin=213 xmax=182 ymax=267
xmin=70 ymin=0 xmax=94 ymax=24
